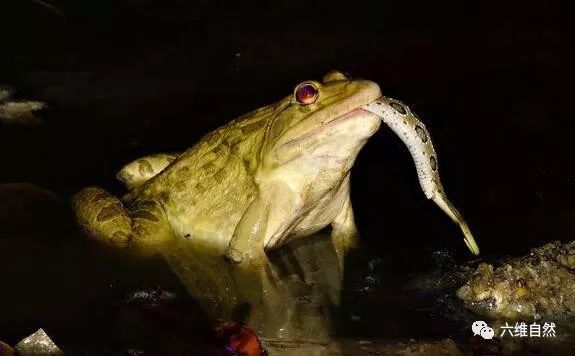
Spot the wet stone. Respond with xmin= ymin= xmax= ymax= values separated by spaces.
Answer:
xmin=0 ymin=341 xmax=15 ymax=356
xmin=457 ymin=241 xmax=575 ymax=319
xmin=14 ymin=329 xmax=63 ymax=356
xmin=0 ymin=183 xmax=68 ymax=242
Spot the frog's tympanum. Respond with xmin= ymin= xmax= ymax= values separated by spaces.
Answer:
xmin=73 ymin=71 xmax=478 ymax=270
xmin=457 ymin=241 xmax=575 ymax=319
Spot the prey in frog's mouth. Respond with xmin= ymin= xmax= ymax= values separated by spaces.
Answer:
xmin=362 ymin=97 xmax=480 ymax=256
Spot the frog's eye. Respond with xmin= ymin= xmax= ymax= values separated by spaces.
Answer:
xmin=294 ymin=82 xmax=319 ymax=105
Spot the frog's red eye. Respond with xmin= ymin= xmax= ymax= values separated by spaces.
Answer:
xmin=294 ymin=83 xmax=319 ymax=105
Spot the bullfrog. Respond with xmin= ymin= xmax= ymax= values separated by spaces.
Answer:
xmin=457 ymin=241 xmax=575 ymax=319
xmin=72 ymin=70 xmax=478 ymax=270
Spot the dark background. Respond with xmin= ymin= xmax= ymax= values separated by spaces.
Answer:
xmin=0 ymin=0 xmax=573 ymax=347
xmin=1 ymin=0 xmax=572 ymax=255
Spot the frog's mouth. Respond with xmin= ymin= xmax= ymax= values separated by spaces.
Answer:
xmin=363 ymin=97 xmax=480 ymax=256
xmin=283 ymin=108 xmax=379 ymax=146
xmin=311 ymin=107 xmax=378 ymax=132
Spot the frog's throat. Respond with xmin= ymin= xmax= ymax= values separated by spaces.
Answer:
xmin=362 ymin=97 xmax=480 ymax=256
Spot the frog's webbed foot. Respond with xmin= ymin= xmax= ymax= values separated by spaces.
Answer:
xmin=72 ymin=186 xmax=170 ymax=250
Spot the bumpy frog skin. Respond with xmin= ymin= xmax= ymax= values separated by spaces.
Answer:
xmin=72 ymin=71 xmax=478 ymax=269
xmin=116 ymin=153 xmax=180 ymax=190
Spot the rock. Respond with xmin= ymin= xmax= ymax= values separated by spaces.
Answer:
xmin=125 ymin=284 xmax=177 ymax=304
xmin=457 ymin=241 xmax=575 ymax=319
xmin=116 ymin=294 xmax=215 ymax=354
xmin=0 ymin=86 xmax=14 ymax=102
xmin=0 ymin=86 xmax=46 ymax=125
xmin=0 ymin=341 xmax=15 ymax=356
xmin=14 ymin=329 xmax=63 ymax=355
xmin=0 ymin=183 xmax=67 ymax=241
xmin=0 ymin=100 xmax=46 ymax=124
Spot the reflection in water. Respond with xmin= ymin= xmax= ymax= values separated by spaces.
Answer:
xmin=161 ymin=233 xmax=342 ymax=350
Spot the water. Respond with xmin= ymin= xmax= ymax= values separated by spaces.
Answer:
xmin=1 ymin=189 xmax=574 ymax=354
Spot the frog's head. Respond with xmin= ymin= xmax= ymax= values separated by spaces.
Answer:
xmin=263 ymin=70 xmax=382 ymax=168
xmin=261 ymin=70 xmax=479 ymax=256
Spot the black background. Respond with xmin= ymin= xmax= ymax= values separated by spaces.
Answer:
xmin=0 ymin=0 xmax=573 ymax=282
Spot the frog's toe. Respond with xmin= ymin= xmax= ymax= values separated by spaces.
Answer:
xmin=225 ymin=248 xmax=245 ymax=264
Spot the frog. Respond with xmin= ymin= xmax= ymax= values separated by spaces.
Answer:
xmin=72 ymin=70 xmax=479 ymax=271
xmin=72 ymin=70 xmax=378 ymax=268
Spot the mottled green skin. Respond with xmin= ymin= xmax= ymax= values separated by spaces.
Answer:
xmin=72 ymin=71 xmax=382 ymax=269
xmin=457 ymin=241 xmax=575 ymax=319
xmin=116 ymin=153 xmax=180 ymax=190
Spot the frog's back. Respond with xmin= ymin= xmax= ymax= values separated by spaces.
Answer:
xmin=132 ymin=102 xmax=275 ymax=246
xmin=141 ymin=101 xmax=275 ymax=189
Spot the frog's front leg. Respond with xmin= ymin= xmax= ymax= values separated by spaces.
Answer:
xmin=72 ymin=187 xmax=173 ymax=251
xmin=226 ymin=183 xmax=299 ymax=266
xmin=331 ymin=188 xmax=359 ymax=272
